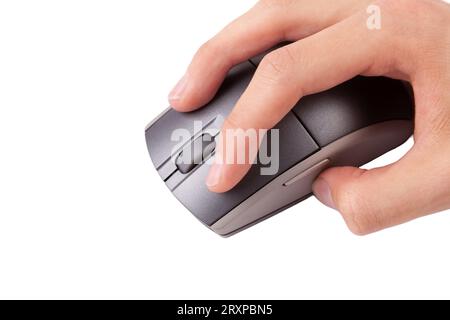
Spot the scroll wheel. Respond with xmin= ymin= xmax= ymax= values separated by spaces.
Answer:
xmin=176 ymin=133 xmax=216 ymax=174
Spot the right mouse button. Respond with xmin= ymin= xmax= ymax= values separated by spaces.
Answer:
xmin=283 ymin=159 xmax=330 ymax=187
xmin=292 ymin=76 xmax=413 ymax=147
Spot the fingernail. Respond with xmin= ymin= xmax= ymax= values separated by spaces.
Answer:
xmin=312 ymin=178 xmax=336 ymax=209
xmin=169 ymin=75 xmax=188 ymax=102
xmin=206 ymin=164 xmax=222 ymax=188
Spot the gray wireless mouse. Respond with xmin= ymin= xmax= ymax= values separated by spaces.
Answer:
xmin=145 ymin=53 xmax=414 ymax=237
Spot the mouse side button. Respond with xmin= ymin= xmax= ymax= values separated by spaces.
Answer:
xmin=283 ymin=159 xmax=330 ymax=187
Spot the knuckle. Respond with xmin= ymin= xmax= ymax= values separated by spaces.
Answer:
xmin=335 ymin=185 xmax=381 ymax=236
xmin=369 ymin=0 xmax=445 ymax=68
xmin=224 ymin=112 xmax=245 ymax=130
xmin=257 ymin=47 xmax=296 ymax=86
xmin=196 ymin=39 xmax=222 ymax=60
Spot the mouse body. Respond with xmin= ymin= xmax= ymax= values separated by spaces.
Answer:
xmin=145 ymin=58 xmax=413 ymax=237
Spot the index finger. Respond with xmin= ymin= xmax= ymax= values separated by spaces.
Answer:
xmin=206 ymin=6 xmax=408 ymax=192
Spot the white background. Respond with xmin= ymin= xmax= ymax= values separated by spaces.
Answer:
xmin=0 ymin=0 xmax=449 ymax=300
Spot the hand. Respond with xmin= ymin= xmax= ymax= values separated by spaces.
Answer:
xmin=168 ymin=0 xmax=450 ymax=235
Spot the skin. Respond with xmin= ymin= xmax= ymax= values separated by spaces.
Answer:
xmin=168 ymin=0 xmax=450 ymax=235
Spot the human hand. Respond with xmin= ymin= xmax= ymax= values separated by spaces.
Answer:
xmin=168 ymin=0 xmax=450 ymax=235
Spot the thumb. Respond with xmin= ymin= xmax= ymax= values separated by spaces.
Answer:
xmin=312 ymin=148 xmax=448 ymax=235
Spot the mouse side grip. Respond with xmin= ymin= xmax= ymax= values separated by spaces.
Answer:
xmin=211 ymin=119 xmax=413 ymax=236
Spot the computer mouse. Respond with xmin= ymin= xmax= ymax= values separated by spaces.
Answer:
xmin=145 ymin=54 xmax=414 ymax=237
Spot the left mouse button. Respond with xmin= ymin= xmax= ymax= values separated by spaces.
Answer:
xmin=176 ymin=133 xmax=216 ymax=174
